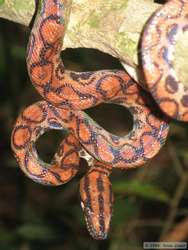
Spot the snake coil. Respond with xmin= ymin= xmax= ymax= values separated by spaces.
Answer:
xmin=11 ymin=0 xmax=171 ymax=239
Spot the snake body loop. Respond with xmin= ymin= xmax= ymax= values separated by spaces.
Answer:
xmin=23 ymin=0 xmax=170 ymax=168
xmin=12 ymin=90 xmax=169 ymax=172
xmin=27 ymin=0 xmax=130 ymax=110
xmin=11 ymin=0 xmax=171 ymax=240
xmin=141 ymin=0 xmax=188 ymax=122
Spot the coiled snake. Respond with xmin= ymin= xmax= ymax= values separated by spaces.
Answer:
xmin=11 ymin=0 xmax=171 ymax=239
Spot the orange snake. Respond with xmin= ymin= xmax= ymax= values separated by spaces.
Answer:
xmin=11 ymin=0 xmax=171 ymax=239
xmin=141 ymin=0 xmax=188 ymax=122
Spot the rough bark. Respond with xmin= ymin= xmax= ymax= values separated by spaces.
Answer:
xmin=0 ymin=0 xmax=162 ymax=82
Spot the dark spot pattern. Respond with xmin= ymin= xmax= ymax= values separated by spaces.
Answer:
xmin=165 ymin=75 xmax=179 ymax=94
xmin=141 ymin=0 xmax=188 ymax=121
xmin=11 ymin=0 xmax=171 ymax=241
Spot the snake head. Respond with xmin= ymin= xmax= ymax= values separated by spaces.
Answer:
xmin=79 ymin=163 xmax=113 ymax=240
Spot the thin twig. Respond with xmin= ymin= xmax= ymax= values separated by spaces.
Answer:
xmin=168 ymin=141 xmax=185 ymax=178
xmin=161 ymin=217 xmax=188 ymax=242
xmin=159 ymin=174 xmax=188 ymax=239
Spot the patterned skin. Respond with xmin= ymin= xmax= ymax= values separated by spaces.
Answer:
xmin=11 ymin=0 xmax=170 ymax=240
xmin=141 ymin=0 xmax=188 ymax=122
xmin=11 ymin=95 xmax=169 ymax=238
xmin=80 ymin=162 xmax=113 ymax=240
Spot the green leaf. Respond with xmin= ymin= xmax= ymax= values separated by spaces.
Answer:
xmin=179 ymin=149 xmax=188 ymax=162
xmin=112 ymin=198 xmax=138 ymax=226
xmin=11 ymin=45 xmax=26 ymax=60
xmin=113 ymin=180 xmax=170 ymax=203
xmin=16 ymin=224 xmax=54 ymax=241
xmin=0 ymin=229 xmax=16 ymax=243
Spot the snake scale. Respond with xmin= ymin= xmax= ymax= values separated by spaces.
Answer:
xmin=10 ymin=0 xmax=185 ymax=239
xmin=141 ymin=0 xmax=188 ymax=122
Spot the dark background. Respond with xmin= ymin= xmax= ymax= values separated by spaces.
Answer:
xmin=0 ymin=1 xmax=188 ymax=248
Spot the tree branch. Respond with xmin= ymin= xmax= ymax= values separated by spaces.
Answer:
xmin=161 ymin=217 xmax=188 ymax=242
xmin=0 ymin=0 xmax=160 ymax=82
